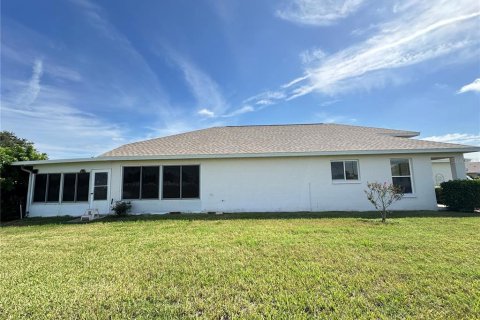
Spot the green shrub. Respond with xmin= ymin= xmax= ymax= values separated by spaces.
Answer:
xmin=435 ymin=187 xmax=444 ymax=204
xmin=112 ymin=201 xmax=132 ymax=216
xmin=440 ymin=180 xmax=480 ymax=212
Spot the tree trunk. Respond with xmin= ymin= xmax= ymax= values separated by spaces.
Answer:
xmin=381 ymin=211 xmax=386 ymax=223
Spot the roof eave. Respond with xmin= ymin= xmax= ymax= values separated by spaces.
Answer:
xmin=12 ymin=147 xmax=480 ymax=166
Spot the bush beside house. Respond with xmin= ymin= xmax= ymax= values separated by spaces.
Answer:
xmin=0 ymin=132 xmax=47 ymax=222
xmin=440 ymin=180 xmax=480 ymax=212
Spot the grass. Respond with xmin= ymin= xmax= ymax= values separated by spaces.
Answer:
xmin=1 ymin=211 xmax=479 ymax=319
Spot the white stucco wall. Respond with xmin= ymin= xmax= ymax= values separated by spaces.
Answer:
xmin=431 ymin=161 xmax=453 ymax=186
xmin=27 ymin=153 xmax=447 ymax=217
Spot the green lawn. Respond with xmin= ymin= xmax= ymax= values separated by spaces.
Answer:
xmin=1 ymin=212 xmax=479 ymax=319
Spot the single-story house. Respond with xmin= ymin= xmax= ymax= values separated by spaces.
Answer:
xmin=13 ymin=123 xmax=479 ymax=217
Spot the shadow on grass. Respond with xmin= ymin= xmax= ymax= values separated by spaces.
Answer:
xmin=1 ymin=210 xmax=478 ymax=227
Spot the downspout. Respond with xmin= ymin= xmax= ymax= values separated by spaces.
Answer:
xmin=20 ymin=166 xmax=34 ymax=218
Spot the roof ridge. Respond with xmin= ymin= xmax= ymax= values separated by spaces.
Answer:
xmin=225 ymin=123 xmax=325 ymax=127
xmin=224 ymin=122 xmax=419 ymax=135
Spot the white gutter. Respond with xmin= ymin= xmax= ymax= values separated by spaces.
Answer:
xmin=19 ymin=166 xmax=34 ymax=218
xmin=11 ymin=147 xmax=480 ymax=166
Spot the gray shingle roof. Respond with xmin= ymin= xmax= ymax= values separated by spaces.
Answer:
xmin=99 ymin=123 xmax=476 ymax=157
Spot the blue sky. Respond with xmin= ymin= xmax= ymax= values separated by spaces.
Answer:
xmin=1 ymin=0 xmax=479 ymax=160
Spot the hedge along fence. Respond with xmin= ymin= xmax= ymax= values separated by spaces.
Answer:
xmin=440 ymin=180 xmax=480 ymax=212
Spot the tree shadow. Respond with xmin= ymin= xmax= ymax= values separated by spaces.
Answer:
xmin=1 ymin=210 xmax=478 ymax=228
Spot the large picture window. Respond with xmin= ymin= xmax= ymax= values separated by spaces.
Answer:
xmin=122 ymin=166 xmax=159 ymax=199
xmin=162 ymin=165 xmax=200 ymax=199
xmin=62 ymin=172 xmax=91 ymax=202
xmin=390 ymin=159 xmax=413 ymax=194
xmin=331 ymin=160 xmax=359 ymax=181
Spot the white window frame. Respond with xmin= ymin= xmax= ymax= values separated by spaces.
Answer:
xmin=390 ymin=158 xmax=415 ymax=196
xmin=330 ymin=160 xmax=361 ymax=184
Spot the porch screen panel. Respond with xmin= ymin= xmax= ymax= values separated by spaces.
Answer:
xmin=141 ymin=166 xmax=159 ymax=199
xmin=123 ymin=167 xmax=140 ymax=199
xmin=46 ymin=174 xmax=61 ymax=202
xmin=162 ymin=166 xmax=181 ymax=198
xmin=62 ymin=173 xmax=76 ymax=202
xmin=33 ymin=174 xmax=47 ymax=202
xmin=181 ymin=166 xmax=199 ymax=198
xmin=76 ymin=173 xmax=90 ymax=201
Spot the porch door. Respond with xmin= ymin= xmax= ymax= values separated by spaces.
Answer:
xmin=90 ymin=170 xmax=111 ymax=214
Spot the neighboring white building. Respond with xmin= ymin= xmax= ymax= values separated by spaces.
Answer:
xmin=466 ymin=162 xmax=480 ymax=178
xmin=13 ymin=124 xmax=479 ymax=217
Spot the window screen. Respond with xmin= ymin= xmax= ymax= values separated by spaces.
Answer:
xmin=76 ymin=173 xmax=90 ymax=201
xmin=122 ymin=167 xmax=141 ymax=199
xmin=62 ymin=173 xmax=76 ymax=202
xmin=162 ymin=166 xmax=181 ymax=199
xmin=141 ymin=166 xmax=159 ymax=199
xmin=46 ymin=174 xmax=61 ymax=202
xmin=181 ymin=166 xmax=200 ymax=198
xmin=33 ymin=174 xmax=47 ymax=202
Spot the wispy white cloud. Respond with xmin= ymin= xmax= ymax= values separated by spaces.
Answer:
xmin=167 ymin=51 xmax=228 ymax=118
xmin=45 ymin=64 xmax=83 ymax=82
xmin=457 ymin=78 xmax=480 ymax=94
xmin=299 ymin=48 xmax=327 ymax=65
xmin=2 ymin=100 xmax=126 ymax=159
xmin=276 ymin=0 xmax=365 ymax=26
xmin=314 ymin=111 xmax=357 ymax=124
xmin=69 ymin=0 xmax=126 ymax=43
xmin=198 ymin=108 xmax=216 ymax=118
xmin=2 ymin=58 xmax=127 ymax=159
xmin=423 ymin=133 xmax=480 ymax=145
xmin=16 ymin=59 xmax=43 ymax=107
xmin=197 ymin=105 xmax=255 ymax=118
xmin=285 ymin=1 xmax=480 ymax=98
xmin=243 ymin=90 xmax=287 ymax=107
xmin=69 ymin=0 xmax=173 ymax=115
xmin=2 ymin=65 xmax=145 ymax=157
xmin=221 ymin=105 xmax=255 ymax=118
xmin=319 ymin=99 xmax=341 ymax=107
xmin=2 ymin=1 xmax=186 ymax=159
xmin=251 ymin=0 xmax=480 ymax=106
xmin=1 ymin=41 xmax=83 ymax=84
xmin=423 ymin=133 xmax=480 ymax=161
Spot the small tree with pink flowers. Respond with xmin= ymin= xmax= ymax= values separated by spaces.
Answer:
xmin=365 ymin=182 xmax=404 ymax=223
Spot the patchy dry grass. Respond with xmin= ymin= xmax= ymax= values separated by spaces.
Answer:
xmin=1 ymin=212 xmax=479 ymax=319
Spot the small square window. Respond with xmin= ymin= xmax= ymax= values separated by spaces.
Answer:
xmin=331 ymin=160 xmax=359 ymax=181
